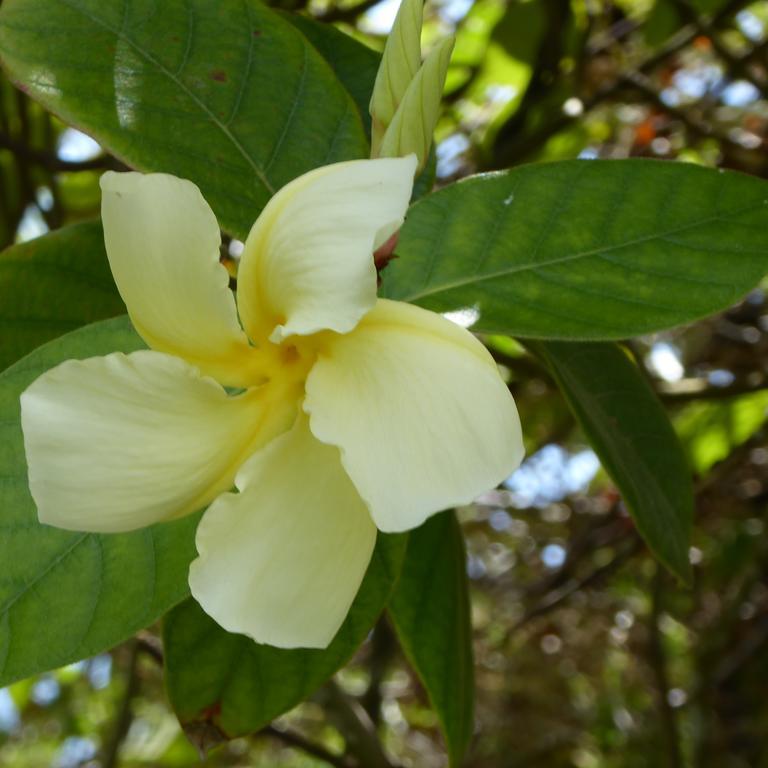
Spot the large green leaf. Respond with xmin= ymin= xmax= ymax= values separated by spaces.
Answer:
xmin=0 ymin=222 xmax=123 ymax=373
xmin=388 ymin=512 xmax=474 ymax=767
xmin=384 ymin=159 xmax=768 ymax=339
xmin=0 ymin=0 xmax=368 ymax=238
xmin=0 ymin=316 xmax=200 ymax=686
xmin=531 ymin=341 xmax=693 ymax=582
xmin=163 ymin=534 xmax=407 ymax=739
xmin=282 ymin=11 xmax=379 ymax=133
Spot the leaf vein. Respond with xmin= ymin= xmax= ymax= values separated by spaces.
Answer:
xmin=54 ymin=0 xmax=275 ymax=194
xmin=403 ymin=200 xmax=768 ymax=301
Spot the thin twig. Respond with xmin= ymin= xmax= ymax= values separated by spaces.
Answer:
xmin=510 ymin=538 xmax=640 ymax=633
xmin=100 ymin=642 xmax=141 ymax=768
xmin=619 ymin=69 xmax=751 ymax=151
xmin=315 ymin=0 xmax=382 ymax=24
xmin=265 ymin=725 xmax=353 ymax=768
xmin=657 ymin=377 xmax=768 ymax=403
xmin=135 ymin=631 xmax=164 ymax=665
xmin=315 ymin=680 xmax=398 ymax=768
xmin=0 ymin=130 xmax=120 ymax=172
xmin=648 ymin=569 xmax=684 ymax=768
xmin=490 ymin=0 xmax=755 ymax=167
xmin=713 ymin=613 xmax=768 ymax=685
xmin=671 ymin=0 xmax=767 ymax=95
xmin=362 ymin=618 xmax=396 ymax=726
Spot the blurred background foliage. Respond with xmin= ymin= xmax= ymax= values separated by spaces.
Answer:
xmin=1 ymin=0 xmax=767 ymax=765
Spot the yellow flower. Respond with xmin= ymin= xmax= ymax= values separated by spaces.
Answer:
xmin=20 ymin=156 xmax=523 ymax=649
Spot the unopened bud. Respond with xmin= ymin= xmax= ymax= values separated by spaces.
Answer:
xmin=369 ymin=0 xmax=424 ymax=155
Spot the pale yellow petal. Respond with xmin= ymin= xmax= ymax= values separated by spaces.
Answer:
xmin=100 ymin=172 xmax=259 ymax=388
xmin=189 ymin=414 xmax=376 ymax=649
xmin=237 ymin=156 xmax=416 ymax=344
xmin=21 ymin=351 xmax=294 ymax=533
xmin=305 ymin=299 xmax=524 ymax=532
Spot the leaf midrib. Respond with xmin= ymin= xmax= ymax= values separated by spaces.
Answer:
xmin=0 ymin=532 xmax=90 ymax=619
xmin=400 ymin=199 xmax=767 ymax=302
xmin=0 ymin=532 xmax=89 ymax=676
xmin=52 ymin=0 xmax=276 ymax=195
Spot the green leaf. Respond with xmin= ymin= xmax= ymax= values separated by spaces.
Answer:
xmin=384 ymin=159 xmax=768 ymax=339
xmin=163 ymin=533 xmax=407 ymax=739
xmin=388 ymin=512 xmax=474 ymax=767
xmin=0 ymin=0 xmax=368 ymax=238
xmin=531 ymin=341 xmax=693 ymax=583
xmin=0 ymin=221 xmax=124 ymax=372
xmin=281 ymin=11 xmax=379 ymax=134
xmin=0 ymin=316 xmax=199 ymax=686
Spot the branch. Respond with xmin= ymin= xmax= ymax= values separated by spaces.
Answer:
xmin=315 ymin=0 xmax=382 ymax=24
xmin=618 ymin=69 xmax=753 ymax=151
xmin=494 ymin=342 xmax=768 ymax=404
xmin=713 ymin=613 xmax=768 ymax=685
xmin=315 ymin=680 xmax=398 ymax=768
xmin=671 ymin=0 xmax=767 ymax=96
xmin=509 ymin=535 xmax=640 ymax=633
xmin=0 ymin=130 xmax=122 ymax=172
xmin=265 ymin=725 xmax=354 ymax=768
xmin=135 ymin=630 xmax=164 ymax=665
xmin=647 ymin=569 xmax=684 ymax=768
xmin=99 ymin=641 xmax=141 ymax=768
xmin=361 ymin=618 xmax=396 ymax=726
xmin=490 ymin=0 xmax=756 ymax=168
xmin=656 ymin=376 xmax=768 ymax=403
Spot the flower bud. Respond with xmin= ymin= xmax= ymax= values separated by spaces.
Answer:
xmin=369 ymin=0 xmax=453 ymax=171
xmin=369 ymin=0 xmax=424 ymax=154
xmin=376 ymin=36 xmax=454 ymax=172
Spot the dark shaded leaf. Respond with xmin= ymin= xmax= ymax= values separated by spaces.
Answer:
xmin=388 ymin=512 xmax=474 ymax=766
xmin=532 ymin=341 xmax=693 ymax=582
xmin=163 ymin=534 xmax=407 ymax=737
xmin=0 ymin=221 xmax=123 ymax=372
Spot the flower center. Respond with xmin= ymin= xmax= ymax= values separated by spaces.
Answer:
xmin=243 ymin=336 xmax=318 ymax=392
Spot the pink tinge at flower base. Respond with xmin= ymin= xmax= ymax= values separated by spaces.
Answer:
xmin=20 ymin=155 xmax=524 ymax=650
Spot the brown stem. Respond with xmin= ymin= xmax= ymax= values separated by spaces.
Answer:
xmin=100 ymin=642 xmax=141 ymax=768
xmin=362 ymin=618 xmax=396 ymax=725
xmin=0 ymin=130 xmax=121 ymax=172
xmin=315 ymin=0 xmax=382 ymax=24
xmin=315 ymin=680 xmax=398 ymax=768
xmin=510 ymin=538 xmax=639 ymax=633
xmin=265 ymin=725 xmax=353 ymax=768
xmin=648 ymin=569 xmax=685 ymax=768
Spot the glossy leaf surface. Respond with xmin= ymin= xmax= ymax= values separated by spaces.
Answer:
xmin=0 ymin=0 xmax=368 ymax=238
xmin=388 ymin=512 xmax=474 ymax=766
xmin=385 ymin=160 xmax=768 ymax=339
